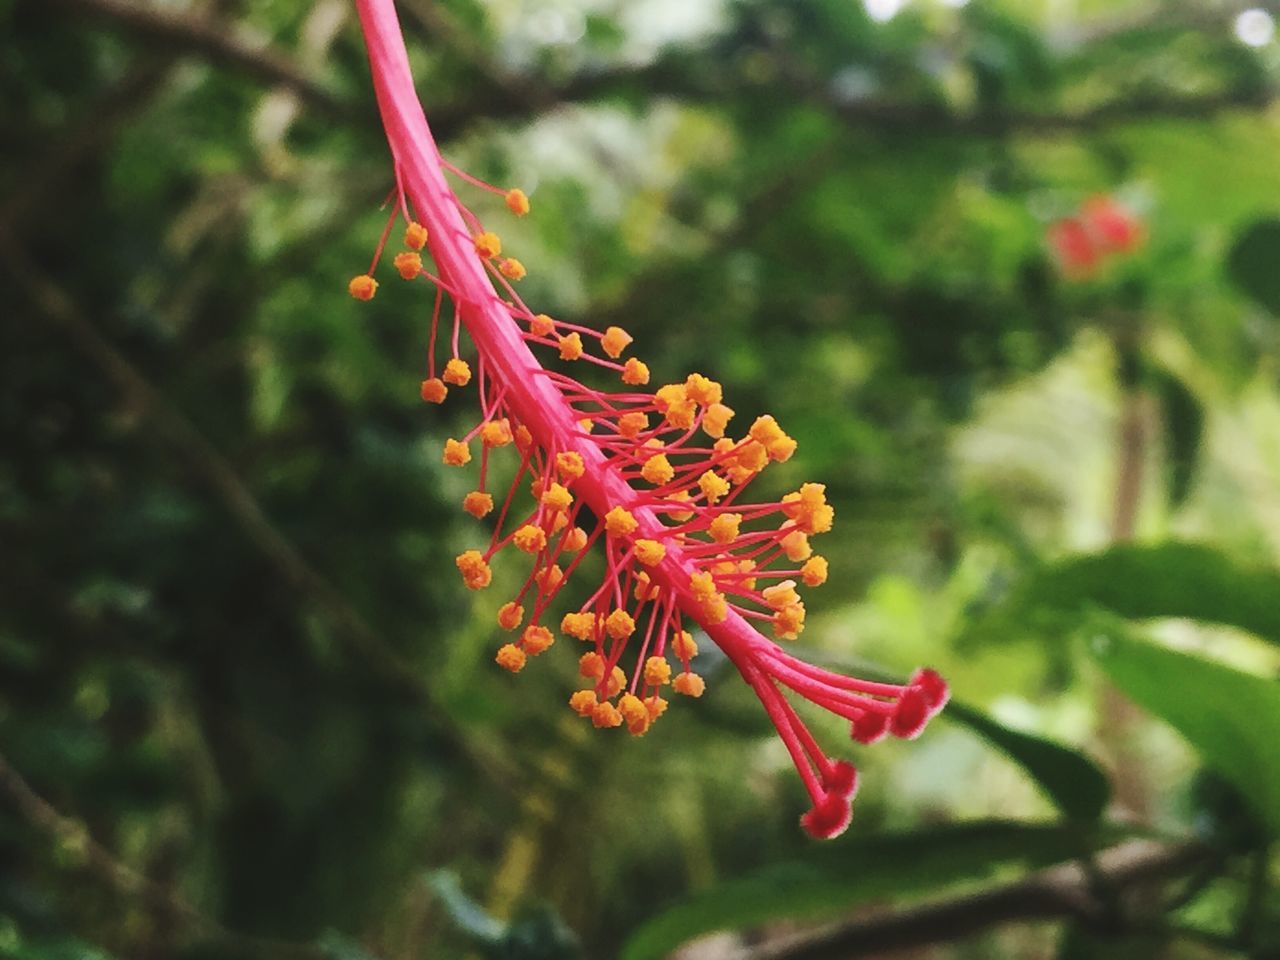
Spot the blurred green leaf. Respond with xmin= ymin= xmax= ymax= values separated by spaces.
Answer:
xmin=1150 ymin=368 xmax=1204 ymax=508
xmin=1227 ymin=218 xmax=1280 ymax=316
xmin=620 ymin=820 xmax=1119 ymax=960
xmin=1090 ymin=631 xmax=1280 ymax=838
xmin=944 ymin=702 xmax=1109 ymax=821
xmin=974 ymin=543 xmax=1280 ymax=648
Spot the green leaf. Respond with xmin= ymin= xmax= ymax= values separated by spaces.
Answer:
xmin=1090 ymin=632 xmax=1280 ymax=838
xmin=944 ymin=702 xmax=1110 ymax=821
xmin=1150 ymin=368 xmax=1204 ymax=508
xmin=1227 ymin=218 xmax=1280 ymax=315
xmin=976 ymin=543 xmax=1280 ymax=648
xmin=620 ymin=820 xmax=1116 ymax=960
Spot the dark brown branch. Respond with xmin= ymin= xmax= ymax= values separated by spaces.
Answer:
xmin=0 ymin=231 xmax=518 ymax=792
xmin=46 ymin=0 xmax=348 ymax=117
xmin=739 ymin=840 xmax=1209 ymax=960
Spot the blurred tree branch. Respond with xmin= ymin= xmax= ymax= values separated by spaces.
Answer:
xmin=0 ymin=230 xmax=519 ymax=793
xmin=740 ymin=840 xmax=1211 ymax=960
xmin=45 ymin=0 xmax=349 ymax=117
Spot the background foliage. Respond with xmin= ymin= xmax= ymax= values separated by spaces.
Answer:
xmin=3 ymin=0 xmax=1280 ymax=957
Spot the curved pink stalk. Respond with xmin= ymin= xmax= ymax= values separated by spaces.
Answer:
xmin=352 ymin=0 xmax=947 ymax=838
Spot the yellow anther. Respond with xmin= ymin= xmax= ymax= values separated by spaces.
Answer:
xmin=698 ymin=470 xmax=730 ymax=505
xmin=621 ymin=357 xmax=650 ymax=385
xmin=474 ymin=231 xmax=501 ymax=259
xmin=654 ymin=383 xmax=687 ymax=411
xmin=530 ymin=313 xmax=555 ymax=337
xmin=762 ymin=580 xmax=801 ymax=611
xmin=541 ymin=482 xmax=572 ymax=513
xmin=579 ymin=418 xmax=594 ymax=433
xmin=443 ymin=358 xmax=471 ymax=386
xmin=500 ymin=258 xmax=526 ymax=281
xmin=505 ymin=188 xmax=530 ymax=216
xmin=404 ymin=221 xmax=429 ymax=250
xmin=497 ymin=602 xmax=524 ymax=630
xmin=738 ymin=558 xmax=758 ymax=591
xmin=702 ymin=403 xmax=735 ymax=439
xmin=561 ymin=612 xmax=597 ymax=641
xmin=781 ymin=483 xmax=835 ymax=534
xmin=514 ymin=424 xmax=533 ymax=452
xmin=667 ymin=489 xmax=694 ymax=522
xmin=522 ymin=624 xmax=555 ymax=655
xmin=558 ymin=332 xmax=583 ymax=361
xmin=645 ymin=695 xmax=669 ymax=721
xmin=634 ymin=572 xmax=661 ymax=601
xmin=347 ymin=274 xmax=378 ymax=300
xmin=605 ymin=506 xmax=638 ymax=538
xmin=534 ymin=563 xmax=564 ymax=592
xmin=643 ymin=656 xmax=671 ymax=686
xmin=665 ymin=400 xmax=697 ymax=430
xmin=605 ymin=665 xmax=627 ymax=699
xmin=570 ymin=689 xmax=598 ymax=717
xmin=690 ymin=571 xmax=717 ymax=602
xmin=579 ymin=651 xmax=606 ymax=680
xmin=772 ymin=603 xmax=806 ymax=640
xmin=605 ymin=609 xmax=636 ymax=641
xmin=556 ymin=451 xmax=585 ymax=483
xmin=618 ymin=411 xmax=648 ymax=438
xmin=601 ymin=326 xmax=633 ymax=359
xmin=768 ymin=435 xmax=797 ymax=462
xmin=443 ymin=438 xmax=471 ymax=466
xmin=564 ymin=526 xmax=589 ymax=552
xmin=749 ymin=414 xmax=785 ymax=445
xmin=634 ymin=539 xmax=666 ymax=566
xmin=684 ymin=373 xmax=722 ymax=407
xmin=781 ymin=530 xmax=812 ymax=561
xmin=456 ymin=550 xmax=492 ymax=590
xmin=513 ymin=524 xmax=547 ymax=554
xmin=641 ymin=453 xmax=674 ymax=486
xmin=495 ymin=643 xmax=526 ymax=672
xmin=673 ymin=672 xmax=705 ymax=698
xmin=420 ymin=377 xmax=447 ymax=404
xmin=463 ymin=491 xmax=493 ymax=518
xmin=801 ymin=556 xmax=828 ymax=587
xmin=591 ymin=701 xmax=623 ymax=729
xmin=549 ymin=511 xmax=569 ymax=533
xmin=393 ymin=251 xmax=422 ymax=280
xmin=480 ymin=419 xmax=513 ymax=447
xmin=672 ymin=630 xmax=698 ymax=661
xmin=708 ymin=513 xmax=742 ymax=544
xmin=619 ymin=693 xmax=651 ymax=735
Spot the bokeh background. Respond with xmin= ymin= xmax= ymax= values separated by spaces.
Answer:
xmin=4 ymin=0 xmax=1280 ymax=958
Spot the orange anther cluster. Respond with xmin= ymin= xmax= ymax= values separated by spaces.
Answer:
xmin=505 ymin=188 xmax=530 ymax=216
xmin=443 ymin=358 xmax=472 ymax=386
xmin=348 ymin=274 xmax=378 ymax=300
xmin=474 ymin=231 xmax=502 ymax=259
xmin=393 ymin=251 xmax=422 ymax=280
xmin=420 ymin=378 xmax=447 ymax=404
xmin=403 ymin=221 xmax=429 ymax=250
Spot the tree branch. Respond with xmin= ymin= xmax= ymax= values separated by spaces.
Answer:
xmin=737 ymin=840 xmax=1209 ymax=960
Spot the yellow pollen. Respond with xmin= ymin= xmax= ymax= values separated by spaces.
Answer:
xmin=645 ymin=695 xmax=669 ymax=721
xmin=621 ymin=357 xmax=650 ymax=385
xmin=569 ymin=689 xmax=598 ymax=717
xmin=605 ymin=506 xmax=638 ymax=538
xmin=591 ymin=701 xmax=623 ymax=729
xmin=703 ymin=402 xmax=735 ymax=439
xmin=530 ymin=313 xmax=555 ymax=337
xmin=561 ymin=612 xmax=597 ymax=641
xmin=672 ymin=630 xmax=698 ymax=661
xmin=684 ymin=373 xmax=722 ymax=407
xmin=643 ymin=656 xmax=672 ymax=686
xmin=634 ymin=539 xmax=666 ymax=566
xmin=601 ymin=326 xmax=633 ymax=359
xmin=605 ymin=609 xmax=636 ymax=641
xmin=563 ymin=526 xmax=589 ymax=552
xmin=556 ymin=451 xmax=585 ymax=482
xmin=698 ymin=470 xmax=730 ymax=504
xmin=420 ymin=378 xmax=447 ymax=404
xmin=443 ymin=438 xmax=471 ymax=466
xmin=513 ymin=524 xmax=547 ymax=554
xmin=618 ymin=693 xmax=651 ymax=735
xmin=579 ymin=418 xmax=593 ymax=433
xmin=673 ymin=672 xmax=705 ymax=698
xmin=762 ymin=580 xmax=801 ymax=611
xmin=514 ymin=424 xmax=533 ymax=452
xmin=541 ymin=482 xmax=573 ymax=512
xmin=522 ymin=624 xmax=555 ymax=655
xmin=654 ymin=383 xmax=687 ymax=411
xmin=347 ymin=274 xmax=377 ymax=300
xmin=665 ymin=400 xmax=696 ymax=431
xmin=618 ymin=411 xmax=649 ymax=438
xmin=443 ymin=358 xmax=471 ymax=386
xmin=708 ymin=513 xmax=742 ymax=544
xmin=499 ymin=258 xmax=526 ymax=280
xmin=463 ymin=491 xmax=493 ymax=518
xmin=393 ymin=251 xmax=422 ymax=280
xmin=558 ymin=332 xmax=584 ymax=361
xmin=772 ymin=603 xmax=806 ymax=640
xmin=579 ymin=651 xmax=605 ymax=679
xmin=781 ymin=530 xmax=812 ymax=561
xmin=534 ymin=563 xmax=564 ymax=592
xmin=801 ymin=555 xmax=828 ymax=587
xmin=633 ymin=572 xmax=660 ymax=601
xmin=497 ymin=602 xmax=524 ymax=630
xmin=474 ymin=231 xmax=501 ymax=259
xmin=667 ymin=489 xmax=694 ymax=522
xmin=455 ymin=550 xmax=492 ymax=590
xmin=495 ymin=643 xmax=526 ymax=672
xmin=505 ymin=188 xmax=530 ymax=216
xmin=480 ymin=419 xmax=513 ymax=447
xmin=641 ymin=454 xmax=674 ymax=486
xmin=403 ymin=222 xmax=429 ymax=250
xmin=605 ymin=665 xmax=627 ymax=699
